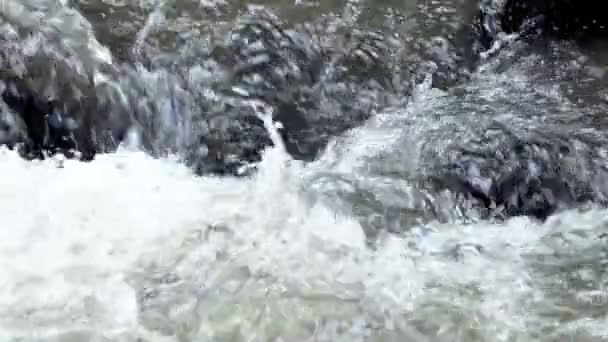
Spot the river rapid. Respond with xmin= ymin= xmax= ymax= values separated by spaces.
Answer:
xmin=1 ymin=0 xmax=608 ymax=341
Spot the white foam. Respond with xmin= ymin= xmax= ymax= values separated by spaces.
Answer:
xmin=0 ymin=148 xmax=210 ymax=338
xmin=0 ymin=142 xmax=605 ymax=341
xmin=0 ymin=145 xmax=366 ymax=339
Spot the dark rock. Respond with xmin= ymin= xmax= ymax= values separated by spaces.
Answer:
xmin=0 ymin=6 xmax=412 ymax=175
xmin=476 ymin=0 xmax=608 ymax=50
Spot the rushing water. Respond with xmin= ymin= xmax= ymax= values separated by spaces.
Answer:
xmin=2 ymin=0 xmax=608 ymax=341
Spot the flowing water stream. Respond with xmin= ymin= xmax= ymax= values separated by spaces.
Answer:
xmin=1 ymin=0 xmax=608 ymax=341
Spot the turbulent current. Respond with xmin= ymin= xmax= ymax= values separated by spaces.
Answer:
xmin=1 ymin=0 xmax=608 ymax=341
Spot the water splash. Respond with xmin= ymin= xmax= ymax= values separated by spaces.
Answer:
xmin=132 ymin=1 xmax=167 ymax=61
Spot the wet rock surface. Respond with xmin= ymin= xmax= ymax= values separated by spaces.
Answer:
xmin=3 ymin=0 xmax=608 ymax=221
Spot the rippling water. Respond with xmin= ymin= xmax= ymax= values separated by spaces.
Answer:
xmin=2 ymin=0 xmax=608 ymax=341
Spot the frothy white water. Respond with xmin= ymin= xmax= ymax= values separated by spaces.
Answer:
xmin=0 ymin=148 xmax=203 ymax=340
xmin=1 ymin=135 xmax=607 ymax=341
xmin=0 ymin=144 xmax=360 ymax=340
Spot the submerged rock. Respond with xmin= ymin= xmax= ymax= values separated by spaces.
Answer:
xmin=6 ymin=0 xmax=606 ymax=223
xmin=0 ymin=3 xmax=419 ymax=175
xmin=413 ymin=0 xmax=608 ymax=221
xmin=416 ymin=73 xmax=608 ymax=221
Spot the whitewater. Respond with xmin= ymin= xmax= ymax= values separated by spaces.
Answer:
xmin=1 ymin=76 xmax=608 ymax=341
xmin=2 ymin=0 xmax=608 ymax=340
